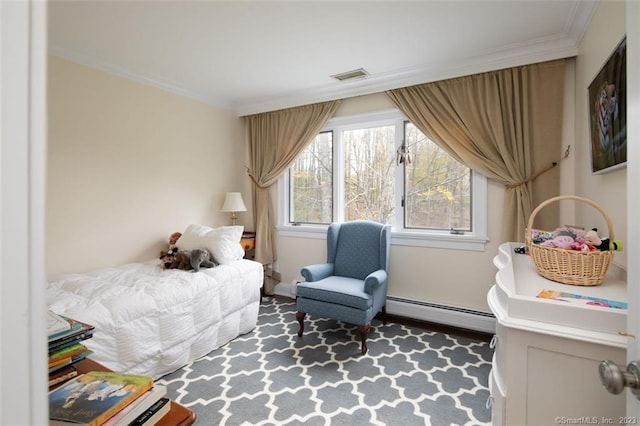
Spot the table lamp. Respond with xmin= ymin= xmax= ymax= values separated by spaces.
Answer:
xmin=221 ymin=192 xmax=247 ymax=225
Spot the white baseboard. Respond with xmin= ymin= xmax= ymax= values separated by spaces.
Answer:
xmin=274 ymin=281 xmax=298 ymax=299
xmin=273 ymin=282 xmax=496 ymax=334
xmin=385 ymin=297 xmax=495 ymax=334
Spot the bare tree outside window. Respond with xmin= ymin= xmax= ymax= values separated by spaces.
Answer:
xmin=288 ymin=119 xmax=471 ymax=232
xmin=289 ymin=131 xmax=333 ymax=224
xmin=343 ymin=126 xmax=396 ymax=224
xmin=404 ymin=122 xmax=471 ymax=230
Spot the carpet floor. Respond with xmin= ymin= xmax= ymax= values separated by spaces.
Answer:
xmin=157 ymin=297 xmax=494 ymax=425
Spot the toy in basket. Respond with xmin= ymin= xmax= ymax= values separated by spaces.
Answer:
xmin=525 ymin=195 xmax=621 ymax=286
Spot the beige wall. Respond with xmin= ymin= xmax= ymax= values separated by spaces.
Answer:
xmin=575 ymin=1 xmax=627 ymax=270
xmin=47 ymin=56 xmax=250 ymax=277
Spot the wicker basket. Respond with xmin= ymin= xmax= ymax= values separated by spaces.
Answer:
xmin=525 ymin=195 xmax=614 ymax=286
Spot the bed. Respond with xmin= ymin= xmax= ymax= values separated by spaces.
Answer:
xmin=47 ymin=224 xmax=264 ymax=379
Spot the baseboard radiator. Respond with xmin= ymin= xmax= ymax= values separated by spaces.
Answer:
xmin=273 ymin=281 xmax=496 ymax=335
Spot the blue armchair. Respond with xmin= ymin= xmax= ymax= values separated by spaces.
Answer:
xmin=296 ymin=220 xmax=391 ymax=354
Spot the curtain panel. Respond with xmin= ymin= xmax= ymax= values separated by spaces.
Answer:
xmin=386 ymin=59 xmax=566 ymax=241
xmin=245 ymin=100 xmax=341 ymax=294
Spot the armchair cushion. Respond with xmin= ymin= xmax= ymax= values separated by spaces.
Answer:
xmin=297 ymin=276 xmax=373 ymax=311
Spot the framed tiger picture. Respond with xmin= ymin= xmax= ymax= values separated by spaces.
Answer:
xmin=588 ymin=36 xmax=626 ymax=174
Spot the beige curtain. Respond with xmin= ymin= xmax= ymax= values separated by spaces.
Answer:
xmin=386 ymin=59 xmax=566 ymax=242
xmin=245 ymin=100 xmax=341 ymax=293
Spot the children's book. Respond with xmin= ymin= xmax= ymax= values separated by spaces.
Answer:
xmin=102 ymin=385 xmax=166 ymax=426
xmin=48 ymin=317 xmax=93 ymax=343
xmin=129 ymin=397 xmax=170 ymax=426
xmin=49 ymin=371 xmax=153 ymax=426
xmin=48 ymin=319 xmax=95 ymax=353
xmin=49 ymin=343 xmax=90 ymax=364
xmin=48 ymin=311 xmax=72 ymax=337
xmin=49 ymin=350 xmax=94 ymax=374
xmin=49 ymin=334 xmax=95 ymax=356
xmin=536 ymin=289 xmax=627 ymax=310
xmin=49 ymin=365 xmax=79 ymax=389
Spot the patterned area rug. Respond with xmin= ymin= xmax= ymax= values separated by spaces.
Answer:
xmin=157 ymin=298 xmax=493 ymax=425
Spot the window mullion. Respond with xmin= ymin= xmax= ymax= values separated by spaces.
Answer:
xmin=334 ymin=128 xmax=345 ymax=223
xmin=394 ymin=119 xmax=405 ymax=231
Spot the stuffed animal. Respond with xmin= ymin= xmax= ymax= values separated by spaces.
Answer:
xmin=570 ymin=240 xmax=591 ymax=252
xmin=159 ymin=231 xmax=183 ymax=269
xmin=539 ymin=234 xmax=575 ymax=249
xmin=190 ymin=248 xmax=216 ymax=271
xmin=170 ymin=251 xmax=193 ymax=271
xmin=585 ymin=228 xmax=623 ymax=252
xmin=160 ymin=232 xmax=182 ymax=259
xmin=529 ymin=229 xmax=554 ymax=244
xmin=552 ymin=226 xmax=587 ymax=242
xmin=160 ymin=250 xmax=176 ymax=269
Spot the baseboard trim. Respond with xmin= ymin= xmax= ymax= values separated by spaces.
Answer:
xmin=386 ymin=296 xmax=495 ymax=334
xmin=273 ymin=282 xmax=496 ymax=334
xmin=273 ymin=281 xmax=298 ymax=299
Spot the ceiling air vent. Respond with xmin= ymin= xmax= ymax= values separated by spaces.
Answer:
xmin=330 ymin=68 xmax=369 ymax=81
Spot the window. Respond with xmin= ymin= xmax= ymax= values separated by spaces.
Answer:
xmin=289 ymin=131 xmax=333 ymax=224
xmin=343 ymin=124 xmax=396 ymax=223
xmin=280 ymin=110 xmax=487 ymax=251
xmin=403 ymin=122 xmax=471 ymax=231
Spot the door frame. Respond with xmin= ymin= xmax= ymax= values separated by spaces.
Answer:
xmin=627 ymin=0 xmax=640 ymax=417
xmin=0 ymin=1 xmax=48 ymax=423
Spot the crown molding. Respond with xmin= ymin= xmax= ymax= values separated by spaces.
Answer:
xmin=564 ymin=0 xmax=599 ymax=43
xmin=235 ymin=37 xmax=579 ymax=116
xmin=49 ymin=1 xmax=596 ymax=117
xmin=49 ymin=45 xmax=233 ymax=110
xmin=235 ymin=0 xmax=597 ymax=116
xmin=51 ymin=37 xmax=578 ymax=118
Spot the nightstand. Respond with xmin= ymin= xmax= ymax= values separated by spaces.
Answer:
xmin=241 ymin=231 xmax=268 ymax=300
xmin=241 ymin=232 xmax=255 ymax=260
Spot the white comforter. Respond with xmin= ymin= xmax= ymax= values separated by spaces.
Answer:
xmin=47 ymin=259 xmax=263 ymax=379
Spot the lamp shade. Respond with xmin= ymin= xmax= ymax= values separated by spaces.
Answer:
xmin=221 ymin=192 xmax=247 ymax=212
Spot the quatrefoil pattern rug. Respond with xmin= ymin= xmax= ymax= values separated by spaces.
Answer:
xmin=157 ymin=298 xmax=493 ymax=425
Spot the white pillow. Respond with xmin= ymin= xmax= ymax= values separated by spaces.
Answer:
xmin=177 ymin=224 xmax=245 ymax=264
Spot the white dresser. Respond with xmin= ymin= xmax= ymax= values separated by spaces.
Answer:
xmin=487 ymin=242 xmax=627 ymax=425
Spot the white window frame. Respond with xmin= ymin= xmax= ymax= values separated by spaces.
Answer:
xmin=277 ymin=109 xmax=489 ymax=251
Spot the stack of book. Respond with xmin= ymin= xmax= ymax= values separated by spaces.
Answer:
xmin=49 ymin=371 xmax=170 ymax=426
xmin=48 ymin=311 xmax=96 ymax=387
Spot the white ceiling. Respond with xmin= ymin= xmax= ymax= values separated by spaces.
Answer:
xmin=48 ymin=0 xmax=598 ymax=116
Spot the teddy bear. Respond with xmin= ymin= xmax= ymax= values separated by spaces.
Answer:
xmin=189 ymin=248 xmax=217 ymax=271
xmin=159 ymin=232 xmax=183 ymax=269
xmin=170 ymin=251 xmax=193 ymax=271
xmin=160 ymin=251 xmax=176 ymax=269
xmin=160 ymin=232 xmax=182 ymax=258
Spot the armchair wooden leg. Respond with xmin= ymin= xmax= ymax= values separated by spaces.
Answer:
xmin=357 ymin=324 xmax=370 ymax=355
xmin=296 ymin=311 xmax=306 ymax=337
xmin=382 ymin=304 xmax=388 ymax=325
